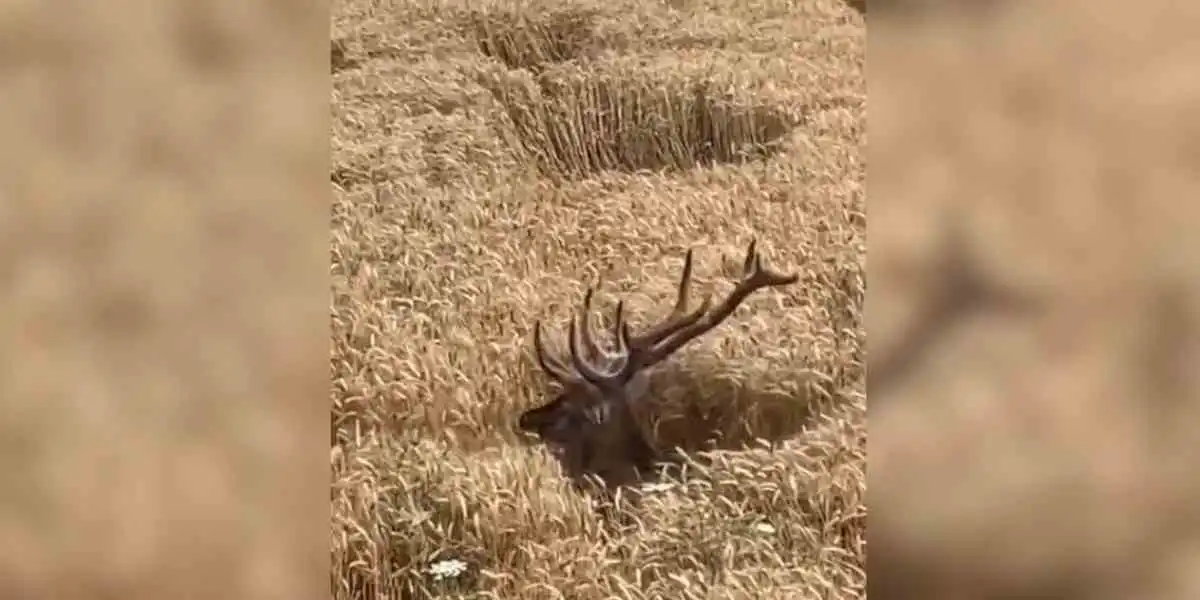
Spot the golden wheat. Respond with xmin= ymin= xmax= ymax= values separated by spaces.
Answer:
xmin=331 ymin=0 xmax=864 ymax=597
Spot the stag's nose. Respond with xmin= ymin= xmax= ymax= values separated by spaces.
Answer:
xmin=516 ymin=409 xmax=554 ymax=437
xmin=516 ymin=413 xmax=536 ymax=432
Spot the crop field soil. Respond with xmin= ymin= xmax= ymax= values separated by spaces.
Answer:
xmin=330 ymin=0 xmax=865 ymax=598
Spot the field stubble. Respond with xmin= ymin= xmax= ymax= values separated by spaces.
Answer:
xmin=331 ymin=0 xmax=864 ymax=598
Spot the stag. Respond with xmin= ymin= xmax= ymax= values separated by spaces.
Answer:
xmin=518 ymin=240 xmax=800 ymax=488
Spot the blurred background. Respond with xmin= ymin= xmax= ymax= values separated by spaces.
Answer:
xmin=0 ymin=0 xmax=328 ymax=598
xmin=870 ymin=1 xmax=1200 ymax=598
xmin=2 ymin=0 xmax=1197 ymax=598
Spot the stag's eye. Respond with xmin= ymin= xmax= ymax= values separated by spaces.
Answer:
xmin=548 ymin=415 xmax=580 ymax=439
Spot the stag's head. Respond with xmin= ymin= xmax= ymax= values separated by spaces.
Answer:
xmin=518 ymin=240 xmax=799 ymax=486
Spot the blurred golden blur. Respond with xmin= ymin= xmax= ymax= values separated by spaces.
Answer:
xmin=871 ymin=2 xmax=1200 ymax=598
xmin=0 ymin=1 xmax=328 ymax=598
xmin=9 ymin=0 xmax=1198 ymax=596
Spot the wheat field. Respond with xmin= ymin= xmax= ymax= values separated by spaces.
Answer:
xmin=330 ymin=0 xmax=864 ymax=597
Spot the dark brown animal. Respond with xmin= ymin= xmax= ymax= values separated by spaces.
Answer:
xmin=517 ymin=241 xmax=799 ymax=488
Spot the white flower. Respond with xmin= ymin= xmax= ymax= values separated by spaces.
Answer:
xmin=752 ymin=522 xmax=776 ymax=534
xmin=639 ymin=482 xmax=674 ymax=493
xmin=428 ymin=558 xmax=468 ymax=581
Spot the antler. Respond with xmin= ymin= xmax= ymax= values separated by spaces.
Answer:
xmin=533 ymin=240 xmax=799 ymax=390
xmin=634 ymin=239 xmax=799 ymax=369
xmin=628 ymin=248 xmax=713 ymax=349
xmin=532 ymin=289 xmax=625 ymax=384
xmin=566 ymin=300 xmax=638 ymax=391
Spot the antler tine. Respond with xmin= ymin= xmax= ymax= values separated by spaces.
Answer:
xmin=630 ymin=248 xmax=713 ymax=349
xmin=568 ymin=300 xmax=633 ymax=390
xmin=533 ymin=321 xmax=578 ymax=384
xmin=531 ymin=287 xmax=611 ymax=384
xmin=578 ymin=288 xmax=610 ymax=363
xmin=739 ymin=238 xmax=796 ymax=287
xmin=637 ymin=239 xmax=800 ymax=368
xmin=612 ymin=300 xmax=639 ymax=383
